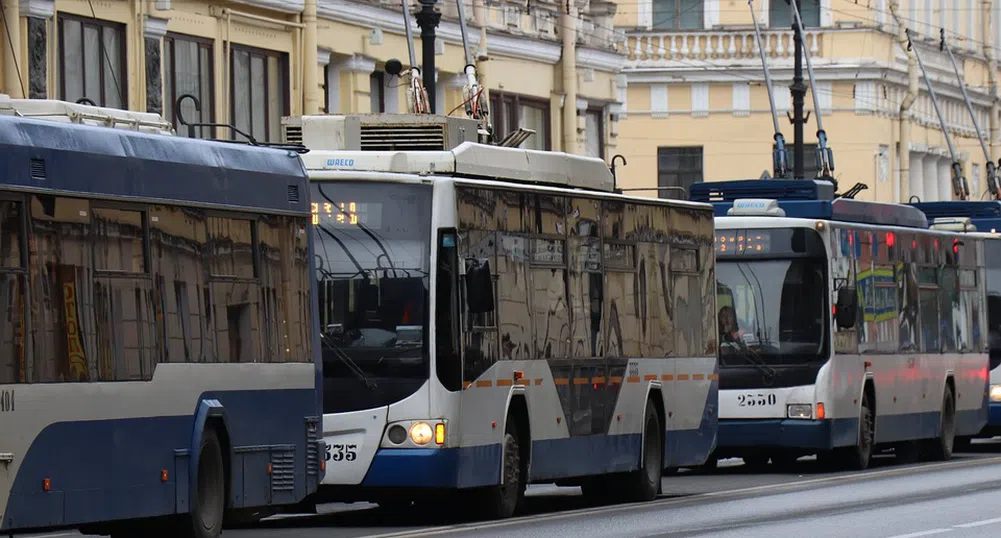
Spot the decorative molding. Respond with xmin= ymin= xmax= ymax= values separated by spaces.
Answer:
xmin=19 ymin=0 xmax=54 ymax=19
xmin=341 ymin=54 xmax=376 ymax=74
xmin=144 ymin=15 xmax=170 ymax=39
xmin=576 ymin=98 xmax=589 ymax=112
xmin=310 ymin=0 xmax=627 ymax=68
xmin=317 ymin=48 xmax=332 ymax=66
xmin=691 ymin=82 xmax=709 ymax=117
xmin=577 ymin=47 xmax=625 ymax=73
xmin=232 ymin=0 xmax=304 ymax=14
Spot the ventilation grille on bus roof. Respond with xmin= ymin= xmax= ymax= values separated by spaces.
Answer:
xmin=283 ymin=125 xmax=303 ymax=145
xmin=689 ymin=179 xmax=835 ymax=203
xmin=359 ymin=124 xmax=446 ymax=151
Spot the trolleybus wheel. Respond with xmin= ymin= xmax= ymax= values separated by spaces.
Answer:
xmin=478 ymin=418 xmax=525 ymax=520
xmin=622 ymin=399 xmax=663 ymax=502
xmin=188 ymin=428 xmax=226 ymax=538
xmin=923 ymin=384 xmax=956 ymax=461
xmin=850 ymin=389 xmax=875 ymax=470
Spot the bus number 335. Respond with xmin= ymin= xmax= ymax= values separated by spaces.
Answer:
xmin=325 ymin=443 xmax=358 ymax=462
xmin=737 ymin=393 xmax=778 ymax=407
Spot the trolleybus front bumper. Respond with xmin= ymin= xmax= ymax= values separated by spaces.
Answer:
xmin=717 ymin=418 xmax=845 ymax=453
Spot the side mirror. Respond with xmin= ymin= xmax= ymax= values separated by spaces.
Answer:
xmin=835 ymin=286 xmax=857 ymax=330
xmin=464 ymin=258 xmax=495 ymax=314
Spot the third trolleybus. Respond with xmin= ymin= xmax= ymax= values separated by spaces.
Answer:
xmin=691 ymin=179 xmax=989 ymax=470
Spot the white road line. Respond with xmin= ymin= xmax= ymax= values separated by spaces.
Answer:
xmin=953 ymin=517 xmax=1001 ymax=528
xmin=359 ymin=456 xmax=1001 ymax=538
xmin=883 ymin=530 xmax=952 ymax=538
xmin=28 ymin=533 xmax=77 ymax=538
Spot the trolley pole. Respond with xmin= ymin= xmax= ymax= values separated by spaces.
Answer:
xmin=415 ymin=0 xmax=442 ymax=113
xmin=789 ymin=0 xmax=806 ymax=179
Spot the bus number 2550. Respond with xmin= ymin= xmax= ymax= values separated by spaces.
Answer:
xmin=325 ymin=443 xmax=358 ymax=462
xmin=737 ymin=393 xmax=777 ymax=407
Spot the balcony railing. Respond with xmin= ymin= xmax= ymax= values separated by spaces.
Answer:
xmin=624 ymin=29 xmax=824 ymax=66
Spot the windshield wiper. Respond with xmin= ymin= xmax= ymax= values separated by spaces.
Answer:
xmin=723 ymin=335 xmax=776 ymax=386
xmin=320 ymin=332 xmax=378 ymax=389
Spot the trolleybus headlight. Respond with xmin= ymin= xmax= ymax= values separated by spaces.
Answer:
xmin=787 ymin=404 xmax=812 ymax=419
xmin=409 ymin=422 xmax=434 ymax=445
xmin=388 ymin=425 xmax=408 ymax=444
xmin=990 ymin=385 xmax=1001 ymax=403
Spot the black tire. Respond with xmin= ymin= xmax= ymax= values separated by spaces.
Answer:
xmin=923 ymin=385 xmax=956 ymax=461
xmin=821 ymin=389 xmax=874 ymax=471
xmin=622 ymin=399 xmax=663 ymax=502
xmin=187 ymin=428 xmax=226 ymax=538
xmin=478 ymin=418 xmax=526 ymax=519
xmin=846 ymin=389 xmax=875 ymax=470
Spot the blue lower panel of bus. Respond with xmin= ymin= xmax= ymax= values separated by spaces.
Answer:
xmin=362 ymin=424 xmax=716 ymax=489
xmin=988 ymin=403 xmax=1001 ymax=427
xmin=2 ymin=389 xmax=316 ymax=531
xmin=719 ymin=409 xmax=986 ymax=452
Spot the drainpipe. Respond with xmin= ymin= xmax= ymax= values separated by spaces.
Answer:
xmin=302 ymin=0 xmax=320 ymax=114
xmin=560 ymin=0 xmax=578 ymax=154
xmin=890 ymin=0 xmax=917 ymax=202
xmin=2 ymin=0 xmax=23 ymax=98
xmin=984 ymin=0 xmax=999 ymax=169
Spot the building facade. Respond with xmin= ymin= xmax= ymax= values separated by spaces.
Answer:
xmin=0 ymin=0 xmax=626 ymax=157
xmin=614 ymin=0 xmax=1001 ymax=203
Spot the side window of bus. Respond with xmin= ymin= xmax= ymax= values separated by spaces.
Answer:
xmin=206 ymin=216 xmax=260 ymax=364
xmin=256 ymin=215 xmax=311 ymax=363
xmin=150 ymin=205 xmax=209 ymax=366
xmin=29 ymin=195 xmax=94 ymax=383
xmin=92 ymin=206 xmax=156 ymax=381
xmin=436 ymin=229 xmax=462 ymax=391
xmin=0 ymin=199 xmax=26 ymax=384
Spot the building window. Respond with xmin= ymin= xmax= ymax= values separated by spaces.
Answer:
xmin=230 ymin=45 xmax=289 ymax=143
xmin=370 ymin=71 xmax=386 ymax=113
xmin=769 ymin=0 xmax=821 ymax=28
xmin=584 ymin=108 xmax=604 ymax=159
xmin=773 ymin=143 xmax=819 ymax=178
xmin=657 ymin=146 xmax=703 ymax=200
xmin=58 ymin=14 xmax=126 ymax=109
xmin=489 ymin=91 xmax=551 ymax=151
xmin=164 ymin=33 xmax=214 ymax=138
xmin=652 ymin=0 xmax=703 ymax=30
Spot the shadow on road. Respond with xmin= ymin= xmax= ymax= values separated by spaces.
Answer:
xmin=235 ymin=491 xmax=695 ymax=530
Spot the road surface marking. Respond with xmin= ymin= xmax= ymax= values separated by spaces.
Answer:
xmin=360 ymin=456 xmax=1001 ymax=538
xmin=884 ymin=530 xmax=951 ymax=538
xmin=953 ymin=516 xmax=1001 ymax=528
xmin=30 ymin=533 xmax=77 ymax=538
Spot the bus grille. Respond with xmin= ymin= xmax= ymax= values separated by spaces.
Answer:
xmin=270 ymin=447 xmax=296 ymax=492
xmin=359 ymin=124 xmax=446 ymax=151
xmin=305 ymin=416 xmax=321 ymax=478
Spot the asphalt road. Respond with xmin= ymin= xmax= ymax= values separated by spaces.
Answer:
xmin=23 ymin=443 xmax=1001 ymax=538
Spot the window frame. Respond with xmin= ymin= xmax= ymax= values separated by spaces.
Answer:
xmin=163 ymin=32 xmax=216 ymax=138
xmin=585 ymin=107 xmax=605 ymax=160
xmin=768 ymin=0 xmax=822 ymax=28
xmin=656 ymin=146 xmax=704 ymax=200
xmin=57 ymin=13 xmax=128 ymax=108
xmin=228 ymin=43 xmax=291 ymax=143
xmin=651 ymin=0 xmax=705 ymax=30
xmin=488 ymin=91 xmax=552 ymax=150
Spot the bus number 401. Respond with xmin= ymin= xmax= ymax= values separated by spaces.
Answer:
xmin=737 ymin=393 xmax=777 ymax=407
xmin=325 ymin=443 xmax=358 ymax=462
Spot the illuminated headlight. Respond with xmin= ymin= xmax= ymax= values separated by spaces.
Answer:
xmin=409 ymin=422 xmax=434 ymax=445
xmin=787 ymin=404 xmax=812 ymax=419
xmin=990 ymin=385 xmax=1001 ymax=403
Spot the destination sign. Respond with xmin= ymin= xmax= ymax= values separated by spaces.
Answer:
xmin=311 ymin=201 xmax=383 ymax=228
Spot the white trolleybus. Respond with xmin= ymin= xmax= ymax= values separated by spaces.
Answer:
xmin=282 ymin=113 xmax=719 ymax=517
xmin=690 ymin=179 xmax=990 ymax=470
xmin=909 ymin=201 xmax=1001 ymax=447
